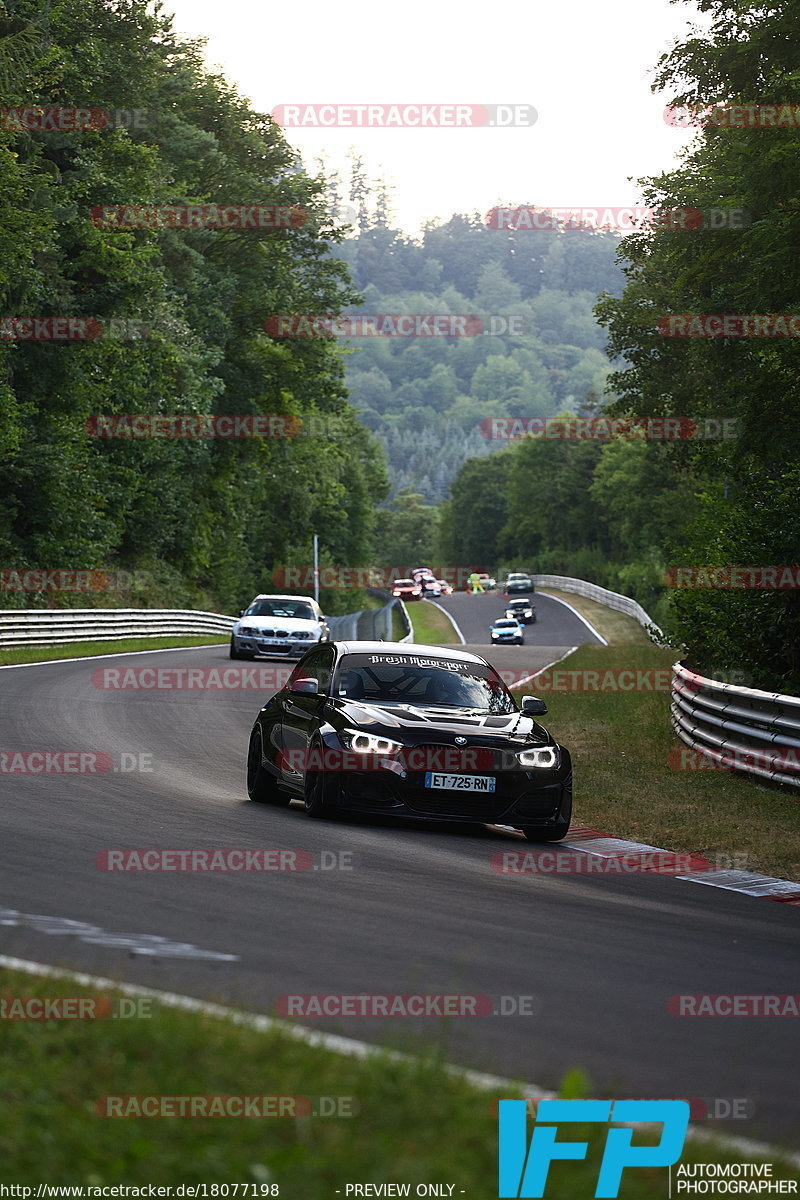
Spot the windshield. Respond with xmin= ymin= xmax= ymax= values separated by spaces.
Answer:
xmin=244 ymin=599 xmax=314 ymax=620
xmin=334 ymin=652 xmax=517 ymax=714
xmin=394 ymin=579 xmax=415 ymax=587
xmin=494 ymin=620 xmax=517 ymax=628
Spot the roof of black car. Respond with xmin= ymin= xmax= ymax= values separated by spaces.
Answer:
xmin=334 ymin=640 xmax=488 ymax=666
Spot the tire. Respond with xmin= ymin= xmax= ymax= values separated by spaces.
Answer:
xmin=247 ymin=729 xmax=290 ymax=805
xmin=303 ymin=742 xmax=340 ymax=818
xmin=520 ymin=780 xmax=572 ymax=842
xmin=229 ymin=636 xmax=240 ymax=660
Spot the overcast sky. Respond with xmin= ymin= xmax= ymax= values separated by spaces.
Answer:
xmin=163 ymin=0 xmax=705 ymax=236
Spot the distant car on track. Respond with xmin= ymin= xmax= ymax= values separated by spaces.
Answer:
xmin=437 ymin=579 xmax=453 ymax=595
xmin=231 ymin=595 xmax=329 ymax=660
xmin=505 ymin=598 xmax=536 ymax=624
xmin=245 ymin=640 xmax=572 ymax=841
xmin=392 ymin=578 xmax=423 ymax=600
xmin=505 ymin=575 xmax=535 ymax=596
xmin=490 ymin=617 xmax=525 ymax=645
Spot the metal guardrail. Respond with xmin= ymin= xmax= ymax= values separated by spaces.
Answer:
xmin=0 ymin=598 xmax=412 ymax=649
xmin=328 ymin=596 xmax=412 ymax=643
xmin=0 ymin=608 xmax=234 ymax=647
xmin=671 ymin=662 xmax=800 ymax=789
xmin=529 ymin=574 xmax=664 ymax=641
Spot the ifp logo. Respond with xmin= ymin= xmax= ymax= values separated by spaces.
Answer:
xmin=498 ymin=1099 xmax=689 ymax=1197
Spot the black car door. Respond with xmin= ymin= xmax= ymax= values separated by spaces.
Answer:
xmin=279 ymin=644 xmax=336 ymax=784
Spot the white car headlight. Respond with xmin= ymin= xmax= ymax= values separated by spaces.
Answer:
xmin=516 ymin=745 xmax=559 ymax=769
xmin=340 ymin=728 xmax=403 ymax=756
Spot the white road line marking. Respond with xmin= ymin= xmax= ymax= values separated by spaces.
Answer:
xmin=423 ymin=599 xmax=466 ymax=644
xmin=0 ymin=643 xmax=226 ymax=671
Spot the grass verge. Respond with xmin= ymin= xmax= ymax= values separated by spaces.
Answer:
xmin=518 ymin=643 xmax=800 ymax=879
xmin=0 ymin=635 xmax=228 ymax=667
xmin=0 ymin=966 xmax=797 ymax=1190
xmin=407 ymin=599 xmax=459 ymax=645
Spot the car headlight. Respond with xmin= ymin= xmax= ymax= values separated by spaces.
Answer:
xmin=516 ymin=745 xmax=559 ymax=769
xmin=340 ymin=728 xmax=403 ymax=756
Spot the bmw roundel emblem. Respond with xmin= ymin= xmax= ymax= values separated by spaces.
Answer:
xmin=455 ymin=736 xmax=467 ymax=745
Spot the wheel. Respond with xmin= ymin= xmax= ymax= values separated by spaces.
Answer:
xmin=530 ymin=614 xmax=537 ymax=624
xmin=520 ymin=780 xmax=572 ymax=841
xmin=303 ymin=743 xmax=340 ymax=818
xmin=247 ymin=729 xmax=290 ymax=804
xmin=229 ymin=636 xmax=240 ymax=659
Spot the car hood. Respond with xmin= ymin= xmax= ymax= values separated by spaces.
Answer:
xmin=329 ymin=700 xmax=552 ymax=746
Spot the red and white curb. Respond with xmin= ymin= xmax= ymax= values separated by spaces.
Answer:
xmin=559 ymin=825 xmax=800 ymax=905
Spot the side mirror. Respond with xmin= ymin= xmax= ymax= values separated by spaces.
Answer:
xmin=237 ymin=609 xmax=244 ymax=618
xmin=289 ymin=677 xmax=319 ymax=696
xmin=521 ymin=695 xmax=548 ymax=716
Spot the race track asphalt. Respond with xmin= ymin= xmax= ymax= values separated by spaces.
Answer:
xmin=1 ymin=634 xmax=798 ymax=1147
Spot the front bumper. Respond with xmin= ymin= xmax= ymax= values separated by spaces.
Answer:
xmin=317 ymin=735 xmax=571 ymax=827
xmin=234 ymin=634 xmax=318 ymax=657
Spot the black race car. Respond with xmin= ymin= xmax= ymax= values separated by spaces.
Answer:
xmin=506 ymin=598 xmax=536 ymax=625
xmin=246 ymin=641 xmax=572 ymax=841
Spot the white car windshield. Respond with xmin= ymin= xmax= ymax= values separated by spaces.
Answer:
xmin=244 ymin=600 xmax=314 ymax=620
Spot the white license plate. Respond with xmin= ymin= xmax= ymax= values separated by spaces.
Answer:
xmin=259 ymin=638 xmax=289 ymax=644
xmin=424 ymin=772 xmax=496 ymax=792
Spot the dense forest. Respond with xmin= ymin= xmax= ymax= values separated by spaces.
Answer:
xmin=0 ymin=0 xmax=386 ymax=613
xmin=2 ymin=0 xmax=798 ymax=691
xmin=332 ymin=208 xmax=623 ymax=501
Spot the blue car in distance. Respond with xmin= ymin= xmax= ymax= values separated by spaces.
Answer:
xmin=490 ymin=617 xmax=524 ymax=646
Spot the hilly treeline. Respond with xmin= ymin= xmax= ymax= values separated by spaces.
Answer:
xmin=331 ymin=211 xmax=624 ymax=501
xmin=443 ymin=0 xmax=800 ymax=691
xmin=0 ymin=0 xmax=386 ymax=612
